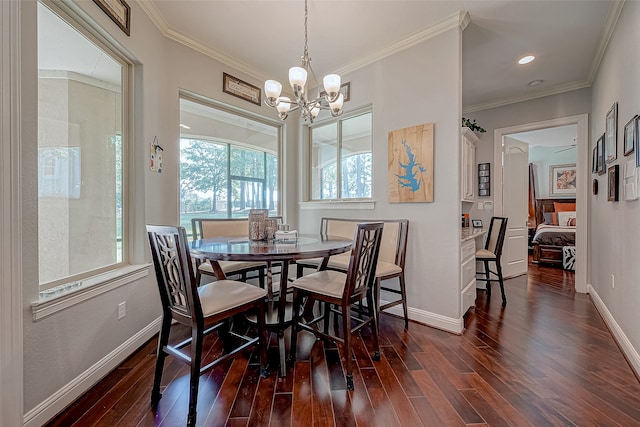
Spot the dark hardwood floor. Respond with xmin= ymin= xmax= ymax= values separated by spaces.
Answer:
xmin=46 ymin=263 xmax=640 ymax=426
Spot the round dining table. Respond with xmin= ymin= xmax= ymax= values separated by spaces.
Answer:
xmin=190 ymin=234 xmax=353 ymax=376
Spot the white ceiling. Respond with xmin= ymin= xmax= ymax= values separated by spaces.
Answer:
xmin=141 ymin=0 xmax=621 ymax=112
xmin=510 ymin=124 xmax=576 ymax=148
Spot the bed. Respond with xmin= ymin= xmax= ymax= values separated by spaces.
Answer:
xmin=531 ymin=198 xmax=576 ymax=267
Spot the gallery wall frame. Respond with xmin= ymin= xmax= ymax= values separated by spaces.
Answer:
xmin=605 ymin=102 xmax=618 ymax=163
xmin=596 ymin=133 xmax=605 ymax=175
xmin=608 ymin=164 xmax=619 ymax=202
xmin=387 ymin=123 xmax=434 ymax=203
xmin=623 ymin=115 xmax=637 ymax=156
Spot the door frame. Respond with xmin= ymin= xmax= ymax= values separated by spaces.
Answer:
xmin=494 ymin=114 xmax=588 ymax=293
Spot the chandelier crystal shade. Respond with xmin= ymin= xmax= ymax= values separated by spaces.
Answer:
xmin=264 ymin=0 xmax=343 ymax=122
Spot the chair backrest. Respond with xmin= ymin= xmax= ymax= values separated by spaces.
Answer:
xmin=343 ymin=222 xmax=384 ymax=301
xmin=485 ymin=217 xmax=508 ymax=257
xmin=147 ymin=225 xmax=202 ymax=324
xmin=320 ymin=217 xmax=409 ymax=267
xmin=191 ymin=217 xmax=283 ymax=240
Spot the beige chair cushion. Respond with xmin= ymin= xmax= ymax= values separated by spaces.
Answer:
xmin=198 ymin=260 xmax=265 ymax=275
xmin=476 ymin=249 xmax=497 ymax=260
xmin=198 ymin=279 xmax=266 ymax=317
xmin=303 ymin=255 xmax=401 ymax=279
xmin=292 ymin=270 xmax=347 ymax=299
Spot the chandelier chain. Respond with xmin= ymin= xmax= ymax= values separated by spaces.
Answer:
xmin=303 ymin=0 xmax=309 ymax=66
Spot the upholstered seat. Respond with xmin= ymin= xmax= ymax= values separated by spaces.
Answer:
xmin=290 ymin=222 xmax=384 ymax=390
xmin=476 ymin=217 xmax=508 ymax=306
xmin=297 ymin=218 xmax=410 ymax=328
xmin=147 ymin=225 xmax=268 ymax=427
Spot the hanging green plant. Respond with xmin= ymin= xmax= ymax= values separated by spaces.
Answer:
xmin=462 ymin=117 xmax=486 ymax=133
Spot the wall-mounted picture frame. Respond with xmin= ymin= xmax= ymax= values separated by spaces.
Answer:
xmin=597 ymin=133 xmax=605 ymax=175
xmin=608 ymin=164 xmax=619 ymax=201
xmin=550 ymin=163 xmax=577 ymax=196
xmin=606 ymin=102 xmax=618 ymax=163
xmin=320 ymin=82 xmax=350 ymax=102
xmin=477 ymin=162 xmax=490 ymax=197
xmin=623 ymin=115 xmax=637 ymax=156
xmin=222 ymin=72 xmax=261 ymax=106
xmin=635 ymin=116 xmax=640 ymax=168
xmin=592 ymin=144 xmax=598 ymax=174
xmin=472 ymin=219 xmax=483 ymax=228
xmin=93 ymin=0 xmax=131 ymax=36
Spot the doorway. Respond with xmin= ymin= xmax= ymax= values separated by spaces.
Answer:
xmin=494 ymin=114 xmax=588 ymax=293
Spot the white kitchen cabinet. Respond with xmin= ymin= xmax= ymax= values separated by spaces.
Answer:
xmin=461 ymin=127 xmax=478 ymax=202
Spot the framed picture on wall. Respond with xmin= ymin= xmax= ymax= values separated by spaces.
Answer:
xmin=605 ymin=102 xmax=618 ymax=163
xmin=597 ymin=133 xmax=605 ymax=175
xmin=550 ymin=164 xmax=577 ymax=196
xmin=608 ymin=164 xmax=619 ymax=201
xmin=624 ymin=115 xmax=637 ymax=156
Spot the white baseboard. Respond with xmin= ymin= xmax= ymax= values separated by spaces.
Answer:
xmin=379 ymin=299 xmax=463 ymax=334
xmin=23 ymin=317 xmax=162 ymax=427
xmin=588 ymin=284 xmax=640 ymax=378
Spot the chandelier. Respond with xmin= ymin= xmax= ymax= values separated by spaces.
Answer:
xmin=264 ymin=0 xmax=344 ymax=122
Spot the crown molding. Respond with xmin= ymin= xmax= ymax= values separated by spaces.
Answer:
xmin=586 ymin=0 xmax=625 ymax=84
xmin=334 ymin=11 xmax=469 ymax=76
xmin=138 ymin=2 xmax=468 ymax=85
xmin=463 ymin=80 xmax=591 ymax=114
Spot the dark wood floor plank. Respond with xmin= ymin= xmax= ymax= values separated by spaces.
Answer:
xmin=291 ymin=361 xmax=312 ymax=427
xmin=247 ymin=373 xmax=276 ymax=426
xmin=45 ymin=263 xmax=640 ymax=427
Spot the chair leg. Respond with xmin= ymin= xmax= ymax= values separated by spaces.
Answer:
xmin=341 ymin=303 xmax=354 ymax=391
xmin=366 ymin=290 xmax=381 ymax=361
xmin=256 ymin=301 xmax=269 ymax=377
xmin=323 ymin=301 xmax=331 ymax=334
xmin=259 ymin=267 xmax=265 ymax=289
xmin=289 ymin=289 xmax=302 ymax=362
xmin=496 ymin=259 xmax=507 ymax=307
xmin=151 ymin=314 xmax=172 ymax=405
xmin=483 ymin=260 xmax=492 ymax=297
xmin=187 ymin=328 xmax=203 ymax=427
xmin=296 ymin=264 xmax=304 ymax=278
xmin=398 ymin=274 xmax=409 ymax=329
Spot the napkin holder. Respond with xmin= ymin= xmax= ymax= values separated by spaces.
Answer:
xmin=275 ymin=230 xmax=298 ymax=242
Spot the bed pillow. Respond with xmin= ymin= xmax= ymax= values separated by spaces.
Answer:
xmin=542 ymin=212 xmax=555 ymax=225
xmin=557 ymin=211 xmax=576 ymax=226
xmin=554 ymin=202 xmax=576 ymax=212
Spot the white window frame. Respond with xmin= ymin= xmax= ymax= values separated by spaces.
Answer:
xmin=32 ymin=0 xmax=147 ymax=317
xmin=306 ymin=106 xmax=373 ymax=204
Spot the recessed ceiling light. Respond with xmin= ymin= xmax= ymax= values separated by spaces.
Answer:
xmin=518 ymin=55 xmax=535 ymax=65
xmin=528 ymin=79 xmax=544 ymax=87
xmin=179 ymin=123 xmax=191 ymax=129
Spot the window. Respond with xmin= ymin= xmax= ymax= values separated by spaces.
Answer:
xmin=37 ymin=2 xmax=128 ymax=291
xmin=179 ymin=97 xmax=281 ymax=237
xmin=310 ymin=110 xmax=372 ymax=200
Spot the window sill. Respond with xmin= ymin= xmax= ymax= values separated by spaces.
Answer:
xmin=299 ymin=200 xmax=376 ymax=210
xmin=31 ymin=264 xmax=151 ymax=321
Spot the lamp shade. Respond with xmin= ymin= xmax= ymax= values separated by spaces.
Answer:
xmin=276 ymin=97 xmax=291 ymax=113
xmin=310 ymin=106 xmax=320 ymax=119
xmin=323 ymin=74 xmax=341 ymax=97
xmin=329 ymin=93 xmax=344 ymax=112
xmin=289 ymin=67 xmax=308 ymax=89
xmin=264 ymin=80 xmax=283 ymax=99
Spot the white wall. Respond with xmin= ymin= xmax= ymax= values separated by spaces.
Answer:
xmin=297 ymin=27 xmax=464 ymax=325
xmin=589 ymin=0 xmax=640 ymax=370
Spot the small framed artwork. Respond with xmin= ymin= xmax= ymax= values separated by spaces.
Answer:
xmin=472 ymin=219 xmax=483 ymax=228
xmin=597 ymin=133 xmax=605 ymax=175
xmin=93 ymin=0 xmax=131 ymax=36
xmin=605 ymin=102 xmax=618 ymax=163
xmin=636 ymin=116 xmax=640 ymax=167
xmin=222 ymin=72 xmax=261 ymax=106
xmin=592 ymin=144 xmax=598 ymax=174
xmin=320 ymin=82 xmax=350 ymax=102
xmin=608 ymin=164 xmax=619 ymax=201
xmin=550 ymin=164 xmax=577 ymax=196
xmin=623 ymin=115 xmax=637 ymax=156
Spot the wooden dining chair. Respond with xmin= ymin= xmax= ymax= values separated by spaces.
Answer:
xmin=147 ymin=225 xmax=268 ymax=427
xmin=289 ymin=222 xmax=384 ymax=390
xmin=476 ymin=216 xmax=509 ymax=306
